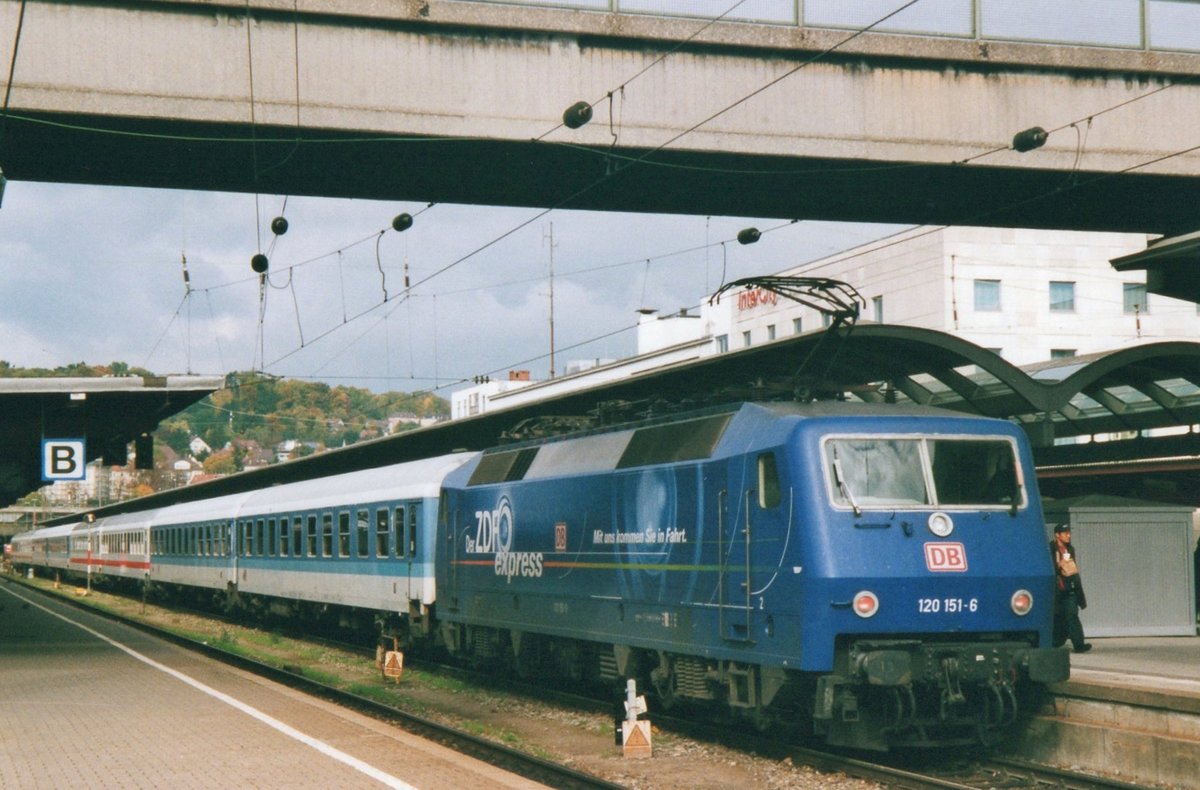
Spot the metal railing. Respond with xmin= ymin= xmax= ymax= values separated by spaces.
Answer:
xmin=465 ymin=0 xmax=1200 ymax=53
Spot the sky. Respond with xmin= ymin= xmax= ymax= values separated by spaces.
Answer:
xmin=0 ymin=178 xmax=903 ymax=397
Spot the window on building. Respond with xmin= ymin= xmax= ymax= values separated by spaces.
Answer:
xmin=1123 ymin=283 xmax=1148 ymax=314
xmin=822 ymin=312 xmax=833 ymax=328
xmin=974 ymin=279 xmax=1001 ymax=311
xmin=766 ymin=324 xmax=776 ymax=341
xmin=1049 ymin=281 xmax=1075 ymax=312
xmin=872 ymin=295 xmax=884 ymax=322
xmin=741 ymin=330 xmax=752 ymax=347
xmin=1050 ymin=348 xmax=1077 ymax=359
xmin=715 ymin=334 xmax=728 ymax=353
xmin=792 ymin=317 xmax=802 ymax=335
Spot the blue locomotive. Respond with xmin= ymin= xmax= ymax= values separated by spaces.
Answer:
xmin=435 ymin=400 xmax=1067 ymax=749
xmin=10 ymin=400 xmax=1068 ymax=750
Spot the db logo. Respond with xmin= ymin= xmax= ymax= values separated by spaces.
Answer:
xmin=924 ymin=542 xmax=968 ymax=572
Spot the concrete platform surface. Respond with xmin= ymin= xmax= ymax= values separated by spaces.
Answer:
xmin=0 ymin=580 xmax=546 ymax=789
xmin=1064 ymin=635 xmax=1200 ymax=710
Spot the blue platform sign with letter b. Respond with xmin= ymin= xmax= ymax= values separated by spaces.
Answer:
xmin=42 ymin=439 xmax=86 ymax=481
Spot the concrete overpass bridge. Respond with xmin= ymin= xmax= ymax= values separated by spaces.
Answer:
xmin=3 ymin=0 xmax=1200 ymax=233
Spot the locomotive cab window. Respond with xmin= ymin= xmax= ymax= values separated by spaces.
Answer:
xmin=827 ymin=438 xmax=929 ymax=509
xmin=930 ymin=439 xmax=1022 ymax=507
xmin=824 ymin=435 xmax=1024 ymax=511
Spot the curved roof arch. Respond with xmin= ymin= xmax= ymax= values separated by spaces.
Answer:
xmin=49 ymin=327 xmax=1200 ymax=524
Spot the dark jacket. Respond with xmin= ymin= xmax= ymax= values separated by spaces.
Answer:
xmin=1050 ymin=538 xmax=1087 ymax=609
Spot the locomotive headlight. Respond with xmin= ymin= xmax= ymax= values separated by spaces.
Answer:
xmin=1011 ymin=589 xmax=1033 ymax=616
xmin=853 ymin=590 xmax=880 ymax=618
xmin=927 ymin=511 xmax=954 ymax=537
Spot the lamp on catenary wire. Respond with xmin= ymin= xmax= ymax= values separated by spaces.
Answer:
xmin=562 ymin=101 xmax=593 ymax=130
xmin=737 ymin=227 xmax=761 ymax=245
xmin=249 ymin=216 xmax=290 ymax=272
xmin=1012 ymin=126 xmax=1048 ymax=153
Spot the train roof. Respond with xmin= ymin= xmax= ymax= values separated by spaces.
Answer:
xmin=218 ymin=452 xmax=478 ymax=518
xmin=12 ymin=523 xmax=77 ymax=541
xmin=452 ymin=401 xmax=1030 ymax=488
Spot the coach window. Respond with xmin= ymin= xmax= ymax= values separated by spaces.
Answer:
xmin=757 ymin=453 xmax=781 ymax=509
xmin=338 ymin=512 xmax=351 ymax=558
xmin=291 ymin=516 xmax=303 ymax=557
xmin=241 ymin=521 xmax=251 ymax=556
xmin=408 ymin=507 xmax=419 ymax=557
xmin=265 ymin=518 xmax=275 ymax=557
xmin=394 ymin=506 xmax=405 ymax=558
xmin=322 ymin=514 xmax=334 ymax=557
xmin=256 ymin=519 xmax=266 ymax=557
xmin=275 ymin=518 xmax=286 ymax=557
xmin=356 ymin=510 xmax=369 ymax=558
xmin=306 ymin=515 xmax=318 ymax=557
xmin=375 ymin=509 xmax=389 ymax=558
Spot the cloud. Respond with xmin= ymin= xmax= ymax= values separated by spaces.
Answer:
xmin=0 ymin=180 xmax=902 ymax=392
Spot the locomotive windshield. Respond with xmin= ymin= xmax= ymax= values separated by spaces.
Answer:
xmin=825 ymin=436 xmax=1022 ymax=510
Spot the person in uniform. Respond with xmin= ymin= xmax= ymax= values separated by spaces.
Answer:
xmin=1050 ymin=523 xmax=1091 ymax=653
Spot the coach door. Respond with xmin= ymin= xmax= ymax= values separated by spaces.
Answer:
xmin=224 ymin=520 xmax=238 ymax=585
xmin=718 ymin=484 xmax=754 ymax=643
xmin=392 ymin=503 xmax=419 ymax=600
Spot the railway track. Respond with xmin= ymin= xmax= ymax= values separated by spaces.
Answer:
xmin=9 ymin=573 xmax=1147 ymax=790
xmin=4 ymin=575 xmax=619 ymax=790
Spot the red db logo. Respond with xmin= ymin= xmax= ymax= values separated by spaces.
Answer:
xmin=924 ymin=542 xmax=967 ymax=572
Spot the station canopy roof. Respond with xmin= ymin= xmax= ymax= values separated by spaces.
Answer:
xmin=54 ymin=325 xmax=1200 ymax=523
xmin=0 ymin=375 xmax=224 ymax=509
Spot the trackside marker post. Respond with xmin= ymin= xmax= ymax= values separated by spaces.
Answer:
xmin=621 ymin=678 xmax=652 ymax=758
xmin=377 ymin=636 xmax=404 ymax=682
xmin=383 ymin=651 xmax=404 ymax=682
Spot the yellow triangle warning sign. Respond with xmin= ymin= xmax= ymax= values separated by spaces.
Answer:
xmin=621 ymin=720 xmax=652 ymax=758
xmin=383 ymin=650 xmax=404 ymax=680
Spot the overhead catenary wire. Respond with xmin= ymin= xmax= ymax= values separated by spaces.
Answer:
xmin=33 ymin=3 xmax=1190 ymax=388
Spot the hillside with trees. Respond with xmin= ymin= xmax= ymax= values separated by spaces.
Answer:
xmin=1 ymin=362 xmax=449 ymax=476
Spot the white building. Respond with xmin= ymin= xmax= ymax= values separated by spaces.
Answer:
xmin=450 ymin=226 xmax=1199 ymax=418
xmin=708 ymin=226 xmax=1197 ymax=366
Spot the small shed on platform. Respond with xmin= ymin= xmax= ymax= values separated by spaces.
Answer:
xmin=1043 ymin=495 xmax=1196 ymax=638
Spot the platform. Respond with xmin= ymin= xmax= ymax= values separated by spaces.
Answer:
xmin=1013 ymin=634 xmax=1200 ymax=789
xmin=0 ymin=579 xmax=545 ymax=789
xmin=1065 ymin=635 xmax=1200 ymax=707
